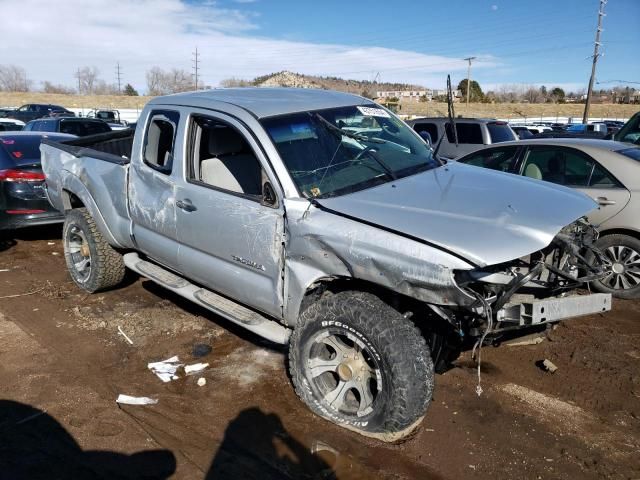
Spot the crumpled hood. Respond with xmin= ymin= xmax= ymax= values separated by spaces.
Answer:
xmin=317 ymin=162 xmax=597 ymax=266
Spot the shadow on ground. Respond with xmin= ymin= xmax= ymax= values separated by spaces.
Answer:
xmin=0 ymin=399 xmax=176 ymax=480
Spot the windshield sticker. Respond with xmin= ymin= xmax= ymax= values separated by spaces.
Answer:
xmin=357 ymin=106 xmax=390 ymax=118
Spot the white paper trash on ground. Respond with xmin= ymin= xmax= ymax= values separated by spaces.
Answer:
xmin=116 ymin=394 xmax=158 ymax=405
xmin=184 ymin=362 xmax=209 ymax=375
xmin=148 ymin=355 xmax=183 ymax=382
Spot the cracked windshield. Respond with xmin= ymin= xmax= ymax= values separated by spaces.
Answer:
xmin=262 ymin=105 xmax=439 ymax=198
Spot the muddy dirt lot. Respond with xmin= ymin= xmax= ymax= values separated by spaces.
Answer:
xmin=1 ymin=227 xmax=639 ymax=480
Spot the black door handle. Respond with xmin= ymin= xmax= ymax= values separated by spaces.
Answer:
xmin=176 ymin=199 xmax=197 ymax=212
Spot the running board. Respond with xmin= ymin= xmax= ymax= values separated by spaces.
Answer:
xmin=123 ymin=252 xmax=291 ymax=344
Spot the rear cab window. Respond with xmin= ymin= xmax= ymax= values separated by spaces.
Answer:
xmin=143 ymin=110 xmax=180 ymax=174
xmin=487 ymin=122 xmax=516 ymax=143
xmin=413 ymin=122 xmax=439 ymax=143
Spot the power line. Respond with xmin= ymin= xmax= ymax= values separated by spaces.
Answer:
xmin=192 ymin=47 xmax=200 ymax=90
xmin=583 ymin=0 xmax=607 ymax=123
xmin=115 ymin=62 xmax=122 ymax=94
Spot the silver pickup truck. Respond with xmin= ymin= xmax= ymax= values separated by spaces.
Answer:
xmin=41 ymin=88 xmax=611 ymax=441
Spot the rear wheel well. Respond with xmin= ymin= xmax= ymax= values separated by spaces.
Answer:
xmin=62 ymin=190 xmax=85 ymax=210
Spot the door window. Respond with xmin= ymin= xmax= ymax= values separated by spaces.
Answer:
xmin=459 ymin=146 xmax=518 ymax=172
xmin=143 ymin=110 xmax=179 ymax=174
xmin=521 ymin=147 xmax=596 ymax=186
xmin=187 ymin=115 xmax=265 ymax=199
xmin=445 ymin=122 xmax=483 ymax=144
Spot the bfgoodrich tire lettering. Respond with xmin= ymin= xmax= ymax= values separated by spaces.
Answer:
xmin=289 ymin=291 xmax=434 ymax=441
xmin=63 ymin=208 xmax=125 ymax=293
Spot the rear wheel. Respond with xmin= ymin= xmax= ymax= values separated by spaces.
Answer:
xmin=289 ymin=291 xmax=434 ymax=441
xmin=63 ymin=208 xmax=125 ymax=292
xmin=592 ymin=234 xmax=640 ymax=299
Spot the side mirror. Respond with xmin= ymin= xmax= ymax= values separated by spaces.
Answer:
xmin=418 ymin=130 xmax=432 ymax=147
xmin=262 ymin=181 xmax=278 ymax=207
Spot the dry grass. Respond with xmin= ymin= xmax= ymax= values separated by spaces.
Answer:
xmin=1 ymin=91 xmax=637 ymax=121
xmin=399 ymin=100 xmax=638 ymax=120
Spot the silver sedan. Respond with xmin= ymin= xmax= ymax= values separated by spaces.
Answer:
xmin=456 ymin=138 xmax=640 ymax=298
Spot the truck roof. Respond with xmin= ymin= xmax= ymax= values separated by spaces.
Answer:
xmin=148 ymin=87 xmax=370 ymax=119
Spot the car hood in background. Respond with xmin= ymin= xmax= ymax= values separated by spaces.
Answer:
xmin=317 ymin=162 xmax=597 ymax=266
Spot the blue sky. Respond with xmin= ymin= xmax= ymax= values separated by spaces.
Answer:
xmin=1 ymin=0 xmax=637 ymax=93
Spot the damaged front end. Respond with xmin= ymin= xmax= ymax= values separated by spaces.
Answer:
xmin=453 ymin=219 xmax=612 ymax=337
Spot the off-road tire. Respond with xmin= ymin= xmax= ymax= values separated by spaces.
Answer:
xmin=63 ymin=208 xmax=125 ymax=293
xmin=289 ymin=291 xmax=434 ymax=441
xmin=591 ymin=234 xmax=640 ymax=299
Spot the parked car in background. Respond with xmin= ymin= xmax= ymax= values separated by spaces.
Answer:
xmin=613 ymin=112 xmax=640 ymax=145
xmin=86 ymin=109 xmax=128 ymax=130
xmin=0 ymin=118 xmax=25 ymax=132
xmin=0 ymin=108 xmax=17 ymax=118
xmin=457 ymin=138 xmax=640 ymax=298
xmin=604 ymin=120 xmax=624 ymax=135
xmin=6 ymin=104 xmax=75 ymax=123
xmin=566 ymin=123 xmax=607 ymax=136
xmin=23 ymin=117 xmax=111 ymax=137
xmin=0 ymin=132 xmax=75 ymax=230
xmin=511 ymin=126 xmax=535 ymax=139
xmin=407 ymin=117 xmax=517 ymax=159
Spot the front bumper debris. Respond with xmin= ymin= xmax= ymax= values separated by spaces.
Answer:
xmin=497 ymin=293 xmax=611 ymax=327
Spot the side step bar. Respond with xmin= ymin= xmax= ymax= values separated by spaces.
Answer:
xmin=123 ymin=252 xmax=291 ymax=344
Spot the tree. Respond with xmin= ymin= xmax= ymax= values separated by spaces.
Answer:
xmin=524 ymin=86 xmax=542 ymax=103
xmin=457 ymin=79 xmax=484 ymax=102
xmin=146 ymin=66 xmax=194 ymax=95
xmin=74 ymin=66 xmax=100 ymax=94
xmin=219 ymin=77 xmax=252 ymax=88
xmin=550 ymin=87 xmax=566 ymax=103
xmin=123 ymin=83 xmax=138 ymax=96
xmin=0 ymin=65 xmax=31 ymax=92
xmin=42 ymin=81 xmax=74 ymax=94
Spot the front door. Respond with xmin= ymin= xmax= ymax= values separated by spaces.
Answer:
xmin=175 ymin=111 xmax=285 ymax=318
xmin=519 ymin=145 xmax=630 ymax=226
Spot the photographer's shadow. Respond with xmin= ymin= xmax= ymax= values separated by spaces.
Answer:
xmin=0 ymin=399 xmax=176 ymax=480
xmin=206 ymin=407 xmax=334 ymax=480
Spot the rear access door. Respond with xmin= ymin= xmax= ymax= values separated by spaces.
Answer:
xmin=174 ymin=110 xmax=285 ymax=319
xmin=128 ymin=108 xmax=183 ymax=267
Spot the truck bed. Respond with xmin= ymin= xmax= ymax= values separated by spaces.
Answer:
xmin=40 ymin=129 xmax=135 ymax=249
xmin=42 ymin=128 xmax=134 ymax=165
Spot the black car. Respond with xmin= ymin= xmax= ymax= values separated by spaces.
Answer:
xmin=510 ymin=126 xmax=535 ymax=139
xmin=0 ymin=132 xmax=74 ymax=230
xmin=23 ymin=117 xmax=111 ymax=137
xmin=6 ymin=104 xmax=75 ymax=123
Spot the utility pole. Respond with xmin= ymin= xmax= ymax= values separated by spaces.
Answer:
xmin=115 ymin=62 xmax=122 ymax=94
xmin=582 ymin=0 xmax=607 ymax=124
xmin=464 ymin=57 xmax=476 ymax=106
xmin=192 ymin=47 xmax=200 ymax=90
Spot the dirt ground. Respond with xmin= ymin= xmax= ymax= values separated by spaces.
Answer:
xmin=1 ymin=226 xmax=639 ymax=480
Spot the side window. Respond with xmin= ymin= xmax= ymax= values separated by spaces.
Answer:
xmin=521 ymin=147 xmax=594 ymax=186
xmin=23 ymin=122 xmax=34 ymax=131
xmin=143 ymin=110 xmax=179 ymax=174
xmin=460 ymin=146 xmax=518 ymax=172
xmin=413 ymin=123 xmax=438 ymax=143
xmin=589 ymin=163 xmax=620 ymax=188
xmin=445 ymin=122 xmax=483 ymax=144
xmin=187 ymin=115 xmax=264 ymax=198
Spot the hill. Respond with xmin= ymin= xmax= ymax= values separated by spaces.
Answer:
xmin=251 ymin=71 xmax=424 ymax=97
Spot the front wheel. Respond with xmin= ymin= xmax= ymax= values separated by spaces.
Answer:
xmin=591 ymin=234 xmax=640 ymax=299
xmin=289 ymin=291 xmax=434 ymax=441
xmin=63 ymin=208 xmax=125 ymax=293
